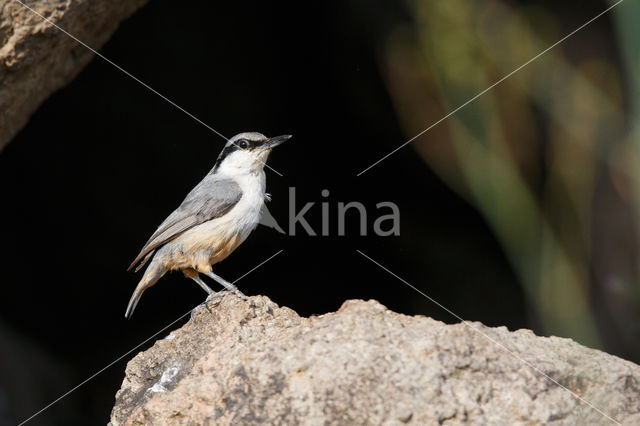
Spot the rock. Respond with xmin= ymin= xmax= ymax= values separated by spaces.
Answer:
xmin=110 ymin=295 xmax=640 ymax=425
xmin=0 ymin=0 xmax=147 ymax=150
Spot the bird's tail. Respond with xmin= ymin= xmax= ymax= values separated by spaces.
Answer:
xmin=125 ymin=264 xmax=167 ymax=318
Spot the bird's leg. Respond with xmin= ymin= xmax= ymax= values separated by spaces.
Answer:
xmin=205 ymin=271 xmax=248 ymax=299
xmin=183 ymin=269 xmax=221 ymax=318
xmin=188 ymin=274 xmax=216 ymax=295
xmin=185 ymin=271 xmax=228 ymax=318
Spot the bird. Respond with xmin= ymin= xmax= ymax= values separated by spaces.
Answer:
xmin=125 ymin=132 xmax=291 ymax=318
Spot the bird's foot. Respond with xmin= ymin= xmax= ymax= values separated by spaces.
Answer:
xmin=217 ymin=281 xmax=248 ymax=300
xmin=190 ymin=304 xmax=204 ymax=319
xmin=230 ymin=287 xmax=248 ymax=300
xmin=205 ymin=290 xmax=231 ymax=306
xmin=204 ymin=271 xmax=249 ymax=300
xmin=190 ymin=291 xmax=229 ymax=319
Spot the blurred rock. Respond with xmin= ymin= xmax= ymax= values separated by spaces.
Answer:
xmin=110 ymin=295 xmax=640 ymax=425
xmin=0 ymin=0 xmax=147 ymax=150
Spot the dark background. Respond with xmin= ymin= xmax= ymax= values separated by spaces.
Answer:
xmin=0 ymin=0 xmax=633 ymax=424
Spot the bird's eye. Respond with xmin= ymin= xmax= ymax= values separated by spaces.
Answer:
xmin=237 ymin=139 xmax=249 ymax=149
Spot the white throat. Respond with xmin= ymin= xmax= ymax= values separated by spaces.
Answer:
xmin=216 ymin=149 xmax=270 ymax=178
xmin=217 ymin=164 xmax=267 ymax=239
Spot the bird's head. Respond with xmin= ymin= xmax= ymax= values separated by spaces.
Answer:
xmin=213 ymin=132 xmax=291 ymax=176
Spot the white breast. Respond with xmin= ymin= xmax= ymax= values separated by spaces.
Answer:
xmin=167 ymin=170 xmax=266 ymax=271
xmin=224 ymin=170 xmax=266 ymax=241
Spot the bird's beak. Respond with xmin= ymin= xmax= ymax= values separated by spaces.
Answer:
xmin=264 ymin=134 xmax=292 ymax=148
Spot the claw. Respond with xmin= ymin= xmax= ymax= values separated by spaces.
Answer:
xmin=231 ymin=288 xmax=248 ymax=300
xmin=205 ymin=290 xmax=229 ymax=305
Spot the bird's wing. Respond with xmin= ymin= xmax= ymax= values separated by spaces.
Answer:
xmin=128 ymin=176 xmax=243 ymax=271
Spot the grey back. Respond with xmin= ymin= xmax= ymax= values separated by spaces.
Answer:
xmin=128 ymin=175 xmax=243 ymax=271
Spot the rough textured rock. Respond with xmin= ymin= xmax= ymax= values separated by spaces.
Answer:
xmin=0 ymin=0 xmax=147 ymax=150
xmin=110 ymin=295 xmax=640 ymax=425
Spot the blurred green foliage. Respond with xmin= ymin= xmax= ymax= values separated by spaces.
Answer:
xmin=381 ymin=0 xmax=640 ymax=353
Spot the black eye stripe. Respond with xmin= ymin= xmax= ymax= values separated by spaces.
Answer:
xmin=211 ymin=137 xmax=266 ymax=173
xmin=234 ymin=138 xmax=267 ymax=149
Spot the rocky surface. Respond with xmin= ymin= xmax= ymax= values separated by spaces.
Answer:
xmin=0 ymin=0 xmax=147 ymax=150
xmin=110 ymin=295 xmax=640 ymax=425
